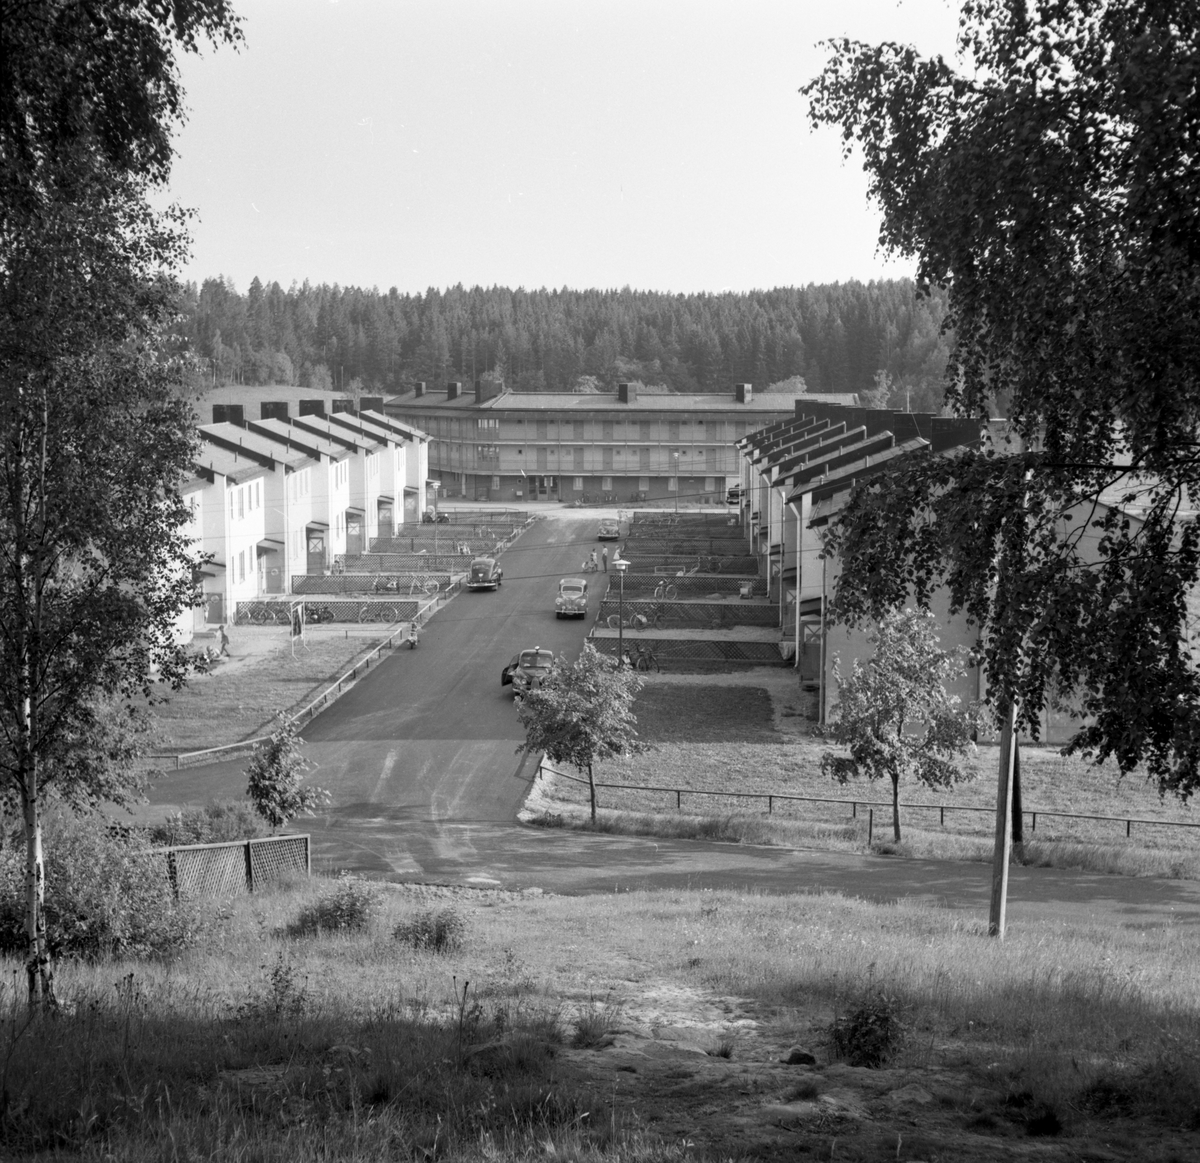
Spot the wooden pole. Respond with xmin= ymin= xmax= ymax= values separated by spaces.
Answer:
xmin=988 ymin=702 xmax=1018 ymax=937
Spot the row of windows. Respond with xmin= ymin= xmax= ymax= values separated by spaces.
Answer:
xmin=425 ymin=416 xmax=750 ymax=440
xmin=230 ymin=479 xmax=262 ymax=522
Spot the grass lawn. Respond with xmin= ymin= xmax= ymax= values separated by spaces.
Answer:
xmin=147 ymin=627 xmax=391 ymax=753
xmin=534 ymin=676 xmax=1200 ymax=878
xmin=6 ymin=877 xmax=1199 ymax=1160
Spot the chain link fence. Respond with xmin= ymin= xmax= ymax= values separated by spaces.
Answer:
xmin=151 ymin=835 xmax=310 ymax=900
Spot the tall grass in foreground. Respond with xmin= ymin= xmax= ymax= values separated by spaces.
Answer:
xmin=2 ymin=879 xmax=1199 ymax=1157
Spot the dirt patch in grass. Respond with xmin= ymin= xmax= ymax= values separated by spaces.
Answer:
xmin=634 ymin=683 xmax=785 ymax=744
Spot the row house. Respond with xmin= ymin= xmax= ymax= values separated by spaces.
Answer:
xmin=384 ymin=380 xmax=857 ymax=505
xmin=739 ymin=400 xmax=1130 ymax=743
xmin=185 ymin=444 xmax=270 ymax=627
xmin=188 ymin=399 xmax=429 ymax=622
xmin=737 ymin=402 xmax=983 ymax=720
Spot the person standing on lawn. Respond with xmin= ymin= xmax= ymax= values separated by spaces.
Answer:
xmin=602 ymin=546 xmax=608 ymax=572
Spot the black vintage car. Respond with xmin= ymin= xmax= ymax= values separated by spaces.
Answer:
xmin=467 ymin=556 xmax=503 ymax=590
xmin=501 ymin=648 xmax=555 ymax=697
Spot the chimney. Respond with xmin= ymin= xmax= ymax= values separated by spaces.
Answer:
xmin=617 ymin=382 xmax=636 ymax=404
xmin=360 ymin=395 xmax=384 ymax=413
xmin=260 ymin=401 xmax=289 ymax=422
xmin=331 ymin=399 xmax=353 ymax=414
xmin=735 ymin=383 xmax=753 ymax=404
xmin=475 ymin=378 xmax=502 ymax=403
xmin=414 ymin=381 xmax=426 ymax=397
xmin=299 ymin=399 xmax=326 ymax=417
xmin=447 ymin=381 xmax=461 ymax=401
xmin=213 ymin=403 xmax=244 ymax=425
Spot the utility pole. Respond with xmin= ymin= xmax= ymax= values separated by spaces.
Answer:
xmin=988 ymin=702 xmax=1018 ymax=937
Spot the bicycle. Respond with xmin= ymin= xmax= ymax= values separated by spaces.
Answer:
xmin=409 ymin=575 xmax=440 ymax=596
xmin=653 ymin=581 xmax=678 ymax=601
xmin=607 ymin=612 xmax=648 ymax=631
xmin=629 ymin=644 xmax=660 ymax=672
xmin=373 ymin=574 xmax=399 ymax=593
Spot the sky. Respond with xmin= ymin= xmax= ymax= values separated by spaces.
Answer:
xmin=165 ymin=0 xmax=961 ymax=296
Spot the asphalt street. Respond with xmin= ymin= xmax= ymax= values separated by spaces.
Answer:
xmin=144 ymin=514 xmax=1200 ymax=930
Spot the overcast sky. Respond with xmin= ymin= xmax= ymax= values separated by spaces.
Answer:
xmin=165 ymin=0 xmax=959 ymax=295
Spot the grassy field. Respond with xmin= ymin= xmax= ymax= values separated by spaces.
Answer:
xmin=5 ymin=878 xmax=1198 ymax=1161
xmin=532 ymin=678 xmax=1200 ymax=879
xmin=147 ymin=627 xmax=391 ymax=753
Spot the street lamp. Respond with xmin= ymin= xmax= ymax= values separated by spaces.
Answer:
xmin=672 ymin=451 xmax=680 ymax=513
xmin=613 ymin=555 xmax=628 ymax=667
xmin=431 ymin=480 xmax=442 ymax=555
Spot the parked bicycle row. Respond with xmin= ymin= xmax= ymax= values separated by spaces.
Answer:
xmin=291 ymin=572 xmax=451 ymax=596
xmin=235 ymin=595 xmax=434 ymax=626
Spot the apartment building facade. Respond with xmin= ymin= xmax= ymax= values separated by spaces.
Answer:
xmin=384 ymin=381 xmax=857 ymax=505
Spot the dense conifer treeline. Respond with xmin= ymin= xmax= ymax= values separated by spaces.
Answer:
xmin=178 ymin=278 xmax=953 ymax=411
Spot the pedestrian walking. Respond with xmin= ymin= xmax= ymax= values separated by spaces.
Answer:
xmin=217 ymin=623 xmax=230 ymax=657
xmin=602 ymin=546 xmax=608 ymax=572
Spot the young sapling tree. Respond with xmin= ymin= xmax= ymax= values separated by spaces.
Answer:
xmin=245 ymin=717 xmax=330 ymax=832
xmin=822 ymin=608 xmax=978 ymax=843
xmin=516 ymin=643 xmax=647 ymax=822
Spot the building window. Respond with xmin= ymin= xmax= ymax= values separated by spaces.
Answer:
xmin=492 ymin=475 xmax=501 ymax=489
xmin=574 ymin=476 xmax=584 ymax=490
xmin=237 ymin=488 xmax=244 ymax=519
xmin=667 ymin=477 xmax=677 ymax=492
xmin=638 ymin=476 xmax=649 ymax=491
xmin=477 ymin=418 xmax=498 ymax=429
xmin=238 ymin=550 xmax=245 ymax=582
xmin=602 ymin=476 xmax=612 ymax=491
xmin=476 ymin=444 xmax=499 ymax=461
xmin=705 ymin=477 xmax=715 ymax=491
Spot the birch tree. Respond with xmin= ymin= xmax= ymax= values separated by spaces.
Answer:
xmin=1 ymin=1 xmax=242 ymax=1008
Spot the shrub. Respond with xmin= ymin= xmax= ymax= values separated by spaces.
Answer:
xmin=571 ymin=994 xmax=623 ymax=1048
xmin=828 ymin=991 xmax=905 ymax=1067
xmin=145 ymin=800 xmax=264 ymax=847
xmin=0 ymin=808 xmax=199 ymax=959
xmin=287 ymin=874 xmax=380 ymax=937
xmin=393 ymin=907 xmax=466 ymax=953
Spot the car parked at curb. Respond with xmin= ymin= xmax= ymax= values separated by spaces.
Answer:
xmin=501 ymin=648 xmax=555 ymax=697
xmin=555 ymin=577 xmax=588 ymax=619
xmin=597 ymin=519 xmax=620 ymax=540
xmin=467 ymin=556 xmax=503 ymax=591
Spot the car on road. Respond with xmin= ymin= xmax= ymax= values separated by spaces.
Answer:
xmin=726 ymin=484 xmax=744 ymax=506
xmin=597 ymin=519 xmax=620 ymax=540
xmin=501 ymin=647 xmax=555 ymax=697
xmin=555 ymin=577 xmax=588 ymax=618
xmin=467 ymin=556 xmax=503 ymax=590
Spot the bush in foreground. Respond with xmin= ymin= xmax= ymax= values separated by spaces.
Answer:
xmin=394 ymin=907 xmax=466 ymax=953
xmin=0 ymin=809 xmax=199 ymax=959
xmin=286 ymin=874 xmax=380 ymax=937
xmin=146 ymin=800 xmax=265 ymax=847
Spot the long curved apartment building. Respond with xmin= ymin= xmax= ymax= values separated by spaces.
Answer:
xmin=384 ymin=381 xmax=858 ymax=505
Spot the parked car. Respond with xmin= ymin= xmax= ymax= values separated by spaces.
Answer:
xmin=501 ymin=648 xmax=555 ymax=697
xmin=467 ymin=556 xmax=503 ymax=590
xmin=726 ymin=484 xmax=744 ymax=506
xmin=597 ymin=519 xmax=620 ymax=540
xmin=555 ymin=577 xmax=588 ymax=618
